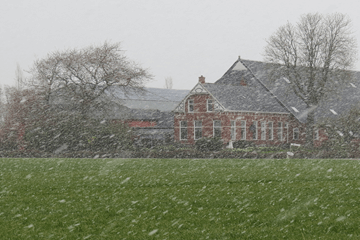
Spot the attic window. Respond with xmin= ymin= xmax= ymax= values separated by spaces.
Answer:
xmin=330 ymin=109 xmax=338 ymax=115
xmin=291 ymin=107 xmax=299 ymax=113
xmin=188 ymin=99 xmax=194 ymax=112
xmin=207 ymin=99 xmax=213 ymax=112
xmin=283 ymin=77 xmax=290 ymax=83
xmin=350 ymin=83 xmax=357 ymax=88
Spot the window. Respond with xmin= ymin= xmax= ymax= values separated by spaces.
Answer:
xmin=230 ymin=121 xmax=236 ymax=140
xmin=293 ymin=128 xmax=299 ymax=140
xmin=194 ymin=121 xmax=202 ymax=140
xmin=240 ymin=120 xmax=246 ymax=140
xmin=284 ymin=122 xmax=288 ymax=141
xmin=207 ymin=99 xmax=213 ymax=112
xmin=251 ymin=121 xmax=258 ymax=140
xmin=261 ymin=121 xmax=266 ymax=140
xmin=213 ymin=120 xmax=221 ymax=138
xmin=268 ymin=122 xmax=273 ymax=140
xmin=188 ymin=99 xmax=194 ymax=112
xmin=277 ymin=122 xmax=283 ymax=141
xmin=180 ymin=121 xmax=187 ymax=140
xmin=314 ymin=129 xmax=319 ymax=140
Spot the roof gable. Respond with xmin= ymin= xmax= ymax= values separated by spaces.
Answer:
xmin=174 ymin=83 xmax=225 ymax=112
xmin=220 ymin=59 xmax=360 ymax=123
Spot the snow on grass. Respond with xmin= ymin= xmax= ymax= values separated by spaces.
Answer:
xmin=0 ymin=158 xmax=360 ymax=239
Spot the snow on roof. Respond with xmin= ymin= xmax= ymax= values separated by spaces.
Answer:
xmin=330 ymin=109 xmax=338 ymax=115
xmin=291 ymin=107 xmax=299 ymax=113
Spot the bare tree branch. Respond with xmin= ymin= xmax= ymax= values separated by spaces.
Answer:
xmin=264 ymin=13 xmax=357 ymax=147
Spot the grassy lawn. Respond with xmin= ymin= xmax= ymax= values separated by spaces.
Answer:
xmin=1 ymin=158 xmax=360 ymax=239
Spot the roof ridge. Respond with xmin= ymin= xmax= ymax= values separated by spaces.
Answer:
xmin=238 ymin=58 xmax=296 ymax=119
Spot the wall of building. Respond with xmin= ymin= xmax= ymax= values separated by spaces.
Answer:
xmin=174 ymin=94 xmax=306 ymax=146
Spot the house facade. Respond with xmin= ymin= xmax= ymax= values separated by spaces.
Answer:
xmin=173 ymin=58 xmax=341 ymax=146
xmin=174 ymin=78 xmax=306 ymax=146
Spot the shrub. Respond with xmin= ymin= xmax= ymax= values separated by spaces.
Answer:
xmin=195 ymin=137 xmax=223 ymax=151
xmin=232 ymin=140 xmax=255 ymax=149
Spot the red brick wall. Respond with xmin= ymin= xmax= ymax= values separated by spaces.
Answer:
xmin=174 ymin=94 xmax=306 ymax=146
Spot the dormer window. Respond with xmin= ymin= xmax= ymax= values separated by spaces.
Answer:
xmin=207 ymin=99 xmax=213 ymax=112
xmin=188 ymin=99 xmax=194 ymax=112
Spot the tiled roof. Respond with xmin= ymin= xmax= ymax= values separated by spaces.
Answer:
xmin=216 ymin=59 xmax=360 ymax=123
xmin=203 ymin=83 xmax=288 ymax=113
xmin=208 ymin=59 xmax=289 ymax=113
xmin=108 ymin=87 xmax=189 ymax=112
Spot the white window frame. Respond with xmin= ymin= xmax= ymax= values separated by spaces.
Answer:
xmin=194 ymin=121 xmax=202 ymax=140
xmin=284 ymin=122 xmax=288 ymax=142
xmin=180 ymin=121 xmax=187 ymax=140
xmin=261 ymin=121 xmax=266 ymax=140
xmin=188 ymin=99 xmax=194 ymax=113
xmin=240 ymin=120 xmax=246 ymax=140
xmin=268 ymin=122 xmax=273 ymax=140
xmin=213 ymin=120 xmax=221 ymax=138
xmin=293 ymin=128 xmax=299 ymax=140
xmin=314 ymin=129 xmax=319 ymax=140
xmin=277 ymin=122 xmax=283 ymax=141
xmin=207 ymin=99 xmax=213 ymax=112
xmin=230 ymin=121 xmax=236 ymax=140
xmin=252 ymin=121 xmax=258 ymax=140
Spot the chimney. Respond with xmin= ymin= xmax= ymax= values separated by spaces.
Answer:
xmin=240 ymin=76 xmax=247 ymax=86
xmin=240 ymin=79 xmax=246 ymax=86
xmin=199 ymin=75 xmax=205 ymax=84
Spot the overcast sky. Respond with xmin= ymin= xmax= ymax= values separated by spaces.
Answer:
xmin=2 ymin=0 xmax=360 ymax=90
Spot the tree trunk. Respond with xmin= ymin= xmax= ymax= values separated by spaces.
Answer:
xmin=305 ymin=108 xmax=315 ymax=148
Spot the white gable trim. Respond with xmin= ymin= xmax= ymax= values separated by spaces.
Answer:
xmin=173 ymin=83 xmax=226 ymax=112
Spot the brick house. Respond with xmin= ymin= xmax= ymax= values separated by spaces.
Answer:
xmin=173 ymin=57 xmax=360 ymax=146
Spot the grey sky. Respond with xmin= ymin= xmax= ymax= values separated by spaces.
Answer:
xmin=2 ymin=0 xmax=360 ymax=90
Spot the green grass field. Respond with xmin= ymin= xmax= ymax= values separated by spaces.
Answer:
xmin=1 ymin=158 xmax=360 ymax=239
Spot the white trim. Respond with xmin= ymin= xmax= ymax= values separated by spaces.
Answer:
xmin=173 ymin=82 xmax=226 ymax=113
xmin=240 ymin=120 xmax=246 ymax=140
xmin=173 ymin=82 xmax=202 ymax=113
xmin=314 ymin=129 xmax=319 ymax=140
xmin=253 ymin=121 xmax=258 ymax=140
xmin=188 ymin=99 xmax=194 ymax=113
xmin=213 ymin=120 xmax=221 ymax=138
xmin=261 ymin=121 xmax=266 ymax=140
xmin=180 ymin=121 xmax=187 ymax=140
xmin=194 ymin=120 xmax=202 ymax=140
xmin=293 ymin=128 xmax=299 ymax=140
xmin=207 ymin=99 xmax=213 ymax=112
xmin=277 ymin=122 xmax=283 ymax=141
xmin=230 ymin=121 xmax=236 ymax=140
xmin=268 ymin=121 xmax=273 ymax=140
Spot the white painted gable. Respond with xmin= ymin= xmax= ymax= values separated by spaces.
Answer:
xmin=232 ymin=61 xmax=247 ymax=71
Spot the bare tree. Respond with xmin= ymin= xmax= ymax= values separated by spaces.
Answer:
xmin=29 ymin=42 xmax=152 ymax=116
xmin=164 ymin=77 xmax=173 ymax=89
xmin=264 ymin=13 xmax=357 ymax=147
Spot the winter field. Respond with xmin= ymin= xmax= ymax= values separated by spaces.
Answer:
xmin=1 ymin=158 xmax=360 ymax=239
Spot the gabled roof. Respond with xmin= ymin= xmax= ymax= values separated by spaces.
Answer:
xmin=230 ymin=59 xmax=360 ymax=123
xmin=202 ymin=83 xmax=288 ymax=113
xmin=207 ymin=59 xmax=289 ymax=114
xmin=108 ymin=86 xmax=189 ymax=112
xmin=174 ymin=61 xmax=289 ymax=114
